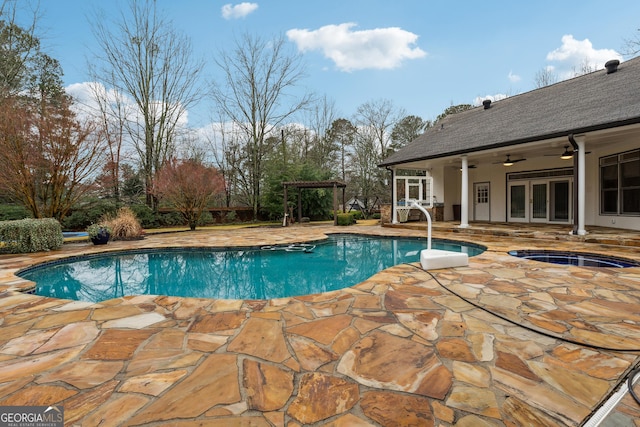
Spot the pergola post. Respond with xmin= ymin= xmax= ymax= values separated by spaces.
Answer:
xmin=333 ymin=183 xmax=338 ymax=226
xmin=283 ymin=184 xmax=288 ymax=226
xmin=281 ymin=180 xmax=347 ymax=227
xmin=297 ymin=187 xmax=302 ymax=223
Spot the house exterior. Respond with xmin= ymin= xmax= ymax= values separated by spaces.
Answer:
xmin=379 ymin=56 xmax=640 ymax=233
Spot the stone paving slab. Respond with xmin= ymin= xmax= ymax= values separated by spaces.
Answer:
xmin=0 ymin=225 xmax=638 ymax=426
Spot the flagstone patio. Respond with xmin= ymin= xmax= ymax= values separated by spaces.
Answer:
xmin=0 ymin=224 xmax=638 ymax=426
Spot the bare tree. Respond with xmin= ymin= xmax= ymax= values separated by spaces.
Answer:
xmin=207 ymin=116 xmax=243 ymax=208
xmin=624 ymin=28 xmax=640 ymax=56
xmin=211 ymin=32 xmax=313 ymax=220
xmin=534 ymin=67 xmax=559 ymax=88
xmin=571 ymin=59 xmax=596 ymax=77
xmin=349 ymin=127 xmax=380 ymax=210
xmin=306 ymin=95 xmax=340 ymax=172
xmin=88 ymin=82 xmax=128 ymax=207
xmin=90 ymin=0 xmax=203 ymax=210
xmin=353 ymin=99 xmax=405 ymax=160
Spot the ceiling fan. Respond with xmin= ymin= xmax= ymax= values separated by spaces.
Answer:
xmin=544 ymin=146 xmax=591 ymax=159
xmin=458 ymin=164 xmax=477 ymax=170
xmin=494 ymin=154 xmax=526 ymax=166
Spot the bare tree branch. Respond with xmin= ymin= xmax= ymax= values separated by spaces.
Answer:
xmin=210 ymin=32 xmax=313 ymax=219
xmin=90 ymin=0 xmax=204 ymax=210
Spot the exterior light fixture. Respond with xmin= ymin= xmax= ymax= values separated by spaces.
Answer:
xmin=495 ymin=154 xmax=524 ymax=166
xmin=560 ymin=146 xmax=574 ymax=160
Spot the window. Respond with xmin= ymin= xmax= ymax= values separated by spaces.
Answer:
xmin=394 ymin=173 xmax=432 ymax=206
xmin=510 ymin=185 xmax=526 ymax=218
xmin=600 ymin=149 xmax=640 ymax=215
xmin=476 ymin=186 xmax=488 ymax=204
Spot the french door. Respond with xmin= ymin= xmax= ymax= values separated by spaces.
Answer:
xmin=531 ymin=181 xmax=548 ymax=223
xmin=550 ymin=180 xmax=571 ymax=222
xmin=508 ymin=183 xmax=528 ymax=222
xmin=508 ymin=179 xmax=572 ymax=223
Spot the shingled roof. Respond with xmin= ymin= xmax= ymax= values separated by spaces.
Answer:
xmin=380 ymin=56 xmax=640 ymax=167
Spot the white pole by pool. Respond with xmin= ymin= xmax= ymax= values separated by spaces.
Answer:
xmin=409 ymin=200 xmax=469 ymax=270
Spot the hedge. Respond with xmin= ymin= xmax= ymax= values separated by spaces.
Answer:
xmin=337 ymin=213 xmax=355 ymax=226
xmin=0 ymin=218 xmax=64 ymax=253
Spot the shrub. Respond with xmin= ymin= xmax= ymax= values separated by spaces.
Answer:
xmin=0 ymin=218 xmax=63 ymax=253
xmin=225 ymin=210 xmax=237 ymax=223
xmin=129 ymin=204 xmax=158 ymax=228
xmin=86 ymin=223 xmax=112 ymax=245
xmin=197 ymin=210 xmax=214 ymax=226
xmin=0 ymin=204 xmax=31 ymax=221
xmin=86 ymin=223 xmax=112 ymax=238
xmin=371 ymin=213 xmax=381 ymax=219
xmin=337 ymin=213 xmax=355 ymax=226
xmin=158 ymin=211 xmax=185 ymax=227
xmin=101 ymin=207 xmax=144 ymax=240
xmin=61 ymin=199 xmax=116 ymax=230
xmin=349 ymin=210 xmax=364 ymax=220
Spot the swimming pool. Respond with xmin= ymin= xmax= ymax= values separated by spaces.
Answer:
xmin=20 ymin=234 xmax=485 ymax=302
xmin=508 ymin=250 xmax=640 ymax=268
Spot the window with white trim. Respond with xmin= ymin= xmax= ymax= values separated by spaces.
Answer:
xmin=600 ymin=149 xmax=640 ymax=215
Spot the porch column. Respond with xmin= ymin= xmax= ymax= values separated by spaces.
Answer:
xmin=391 ymin=169 xmax=398 ymax=224
xmin=459 ymin=155 xmax=470 ymax=228
xmin=576 ymin=137 xmax=587 ymax=235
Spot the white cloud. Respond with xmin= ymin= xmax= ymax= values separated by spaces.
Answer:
xmin=546 ymin=34 xmax=622 ymax=78
xmin=221 ymin=3 xmax=258 ymax=20
xmin=66 ymin=81 xmax=190 ymax=138
xmin=66 ymin=82 xmax=110 ymax=118
xmin=507 ymin=71 xmax=521 ymax=83
xmin=286 ymin=23 xmax=426 ymax=72
xmin=473 ymin=94 xmax=508 ymax=106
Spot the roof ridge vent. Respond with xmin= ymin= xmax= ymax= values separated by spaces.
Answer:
xmin=605 ymin=59 xmax=620 ymax=74
xmin=482 ymin=99 xmax=492 ymax=109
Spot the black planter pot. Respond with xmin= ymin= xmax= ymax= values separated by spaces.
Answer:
xmin=90 ymin=230 xmax=110 ymax=245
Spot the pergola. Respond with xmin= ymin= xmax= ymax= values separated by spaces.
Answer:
xmin=282 ymin=180 xmax=347 ymax=226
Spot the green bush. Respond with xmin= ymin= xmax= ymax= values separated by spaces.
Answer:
xmin=337 ymin=213 xmax=355 ymax=226
xmin=0 ymin=218 xmax=63 ymax=253
xmin=349 ymin=210 xmax=364 ymax=220
xmin=225 ymin=210 xmax=237 ymax=223
xmin=371 ymin=212 xmax=381 ymax=219
xmin=197 ymin=211 xmax=214 ymax=226
xmin=129 ymin=204 xmax=158 ymax=228
xmin=0 ymin=204 xmax=31 ymax=221
xmin=158 ymin=211 xmax=184 ymax=227
xmin=61 ymin=199 xmax=116 ymax=230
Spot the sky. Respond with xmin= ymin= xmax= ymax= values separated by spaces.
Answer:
xmin=30 ymin=0 xmax=640 ymax=129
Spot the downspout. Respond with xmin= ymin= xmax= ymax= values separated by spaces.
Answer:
xmin=568 ymin=134 xmax=579 ymax=235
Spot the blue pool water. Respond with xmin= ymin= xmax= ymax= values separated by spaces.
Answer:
xmin=508 ymin=250 xmax=639 ymax=268
xmin=20 ymin=234 xmax=485 ymax=302
xmin=62 ymin=232 xmax=88 ymax=238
